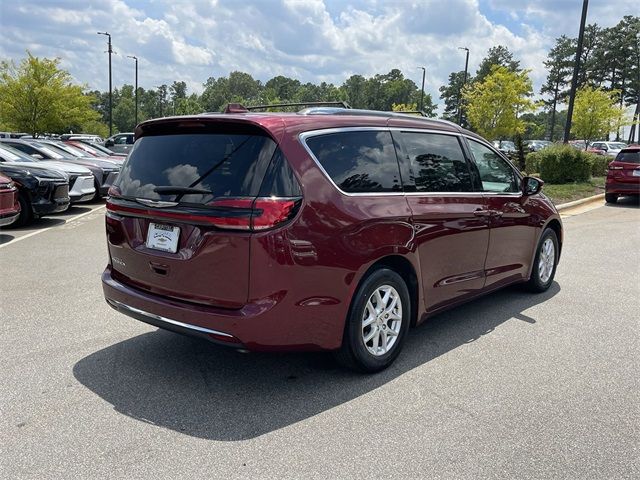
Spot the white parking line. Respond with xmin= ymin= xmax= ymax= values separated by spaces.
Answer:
xmin=0 ymin=205 xmax=105 ymax=249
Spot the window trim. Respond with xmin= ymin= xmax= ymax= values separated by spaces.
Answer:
xmin=392 ymin=129 xmax=477 ymax=195
xmin=463 ymin=135 xmax=523 ymax=197
xmin=299 ymin=127 xmax=406 ymax=197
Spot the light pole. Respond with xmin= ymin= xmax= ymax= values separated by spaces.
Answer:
xmin=97 ymin=32 xmax=113 ymax=136
xmin=418 ymin=67 xmax=426 ymax=112
xmin=564 ymin=0 xmax=589 ymax=144
xmin=457 ymin=47 xmax=470 ymax=126
xmin=127 ymin=55 xmax=138 ymax=126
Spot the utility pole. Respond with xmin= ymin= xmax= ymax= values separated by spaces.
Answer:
xmin=418 ymin=67 xmax=426 ymax=112
xmin=127 ymin=55 xmax=139 ymax=126
xmin=97 ymin=32 xmax=113 ymax=136
xmin=457 ymin=47 xmax=470 ymax=126
xmin=563 ymin=0 xmax=589 ymax=143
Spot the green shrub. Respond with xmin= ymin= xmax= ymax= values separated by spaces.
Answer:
xmin=537 ymin=144 xmax=591 ymax=183
xmin=586 ymin=153 xmax=610 ymax=177
xmin=525 ymin=151 xmax=541 ymax=176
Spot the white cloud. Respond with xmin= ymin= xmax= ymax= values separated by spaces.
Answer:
xmin=0 ymin=0 xmax=637 ymax=111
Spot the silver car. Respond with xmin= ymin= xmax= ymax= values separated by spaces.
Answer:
xmin=590 ymin=141 xmax=627 ymax=158
xmin=104 ymin=133 xmax=135 ymax=154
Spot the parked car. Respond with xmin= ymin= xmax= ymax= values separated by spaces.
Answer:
xmin=0 ymin=173 xmax=21 ymax=227
xmin=605 ymin=145 xmax=640 ymax=203
xmin=41 ymin=139 xmax=124 ymax=165
xmin=104 ymin=133 xmax=135 ymax=154
xmin=69 ymin=139 xmax=127 ymax=158
xmin=59 ymin=134 xmax=104 ymax=144
xmin=569 ymin=140 xmax=587 ymax=150
xmin=524 ymin=140 xmax=551 ymax=152
xmin=0 ymin=161 xmax=69 ymax=226
xmin=0 ymin=143 xmax=95 ymax=203
xmin=492 ymin=140 xmax=517 ymax=154
xmin=590 ymin=141 xmax=627 ymax=158
xmin=0 ymin=139 xmax=120 ymax=199
xmin=102 ymin=107 xmax=563 ymax=372
xmin=63 ymin=140 xmax=125 ymax=161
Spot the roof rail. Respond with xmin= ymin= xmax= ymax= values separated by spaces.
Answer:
xmin=298 ymin=107 xmax=463 ymax=130
xmin=246 ymin=101 xmax=351 ymax=111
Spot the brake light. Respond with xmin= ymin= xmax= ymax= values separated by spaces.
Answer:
xmin=106 ymin=196 xmax=300 ymax=231
xmin=252 ymin=198 xmax=298 ymax=230
xmin=609 ymin=165 xmax=623 ymax=170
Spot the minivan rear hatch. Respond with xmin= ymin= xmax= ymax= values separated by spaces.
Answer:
xmin=609 ymin=149 xmax=640 ymax=183
xmin=105 ymin=120 xmax=300 ymax=309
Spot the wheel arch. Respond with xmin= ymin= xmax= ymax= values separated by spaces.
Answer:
xmin=353 ymin=255 xmax=420 ymax=328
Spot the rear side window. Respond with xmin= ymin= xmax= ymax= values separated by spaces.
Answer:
xmin=616 ymin=150 xmax=640 ymax=163
xmin=115 ymin=132 xmax=277 ymax=204
xmin=398 ymin=132 xmax=473 ymax=192
xmin=305 ymin=130 xmax=402 ymax=193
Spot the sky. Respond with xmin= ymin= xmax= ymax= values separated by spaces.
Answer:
xmin=0 ymin=0 xmax=637 ymax=109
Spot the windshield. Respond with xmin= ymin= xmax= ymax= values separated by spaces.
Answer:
xmin=616 ymin=151 xmax=640 ymax=163
xmin=114 ymin=132 xmax=277 ymax=205
xmin=609 ymin=143 xmax=626 ymax=149
xmin=30 ymin=142 xmax=65 ymax=159
xmin=44 ymin=142 xmax=85 ymax=157
xmin=0 ymin=144 xmax=37 ymax=162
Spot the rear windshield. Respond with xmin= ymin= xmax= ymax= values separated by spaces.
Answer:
xmin=114 ymin=133 xmax=277 ymax=204
xmin=616 ymin=150 xmax=640 ymax=163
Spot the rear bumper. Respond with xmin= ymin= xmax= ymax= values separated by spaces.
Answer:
xmin=102 ymin=267 xmax=341 ymax=351
xmin=605 ymin=180 xmax=640 ymax=195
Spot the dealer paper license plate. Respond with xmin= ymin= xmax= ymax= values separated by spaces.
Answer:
xmin=146 ymin=223 xmax=180 ymax=253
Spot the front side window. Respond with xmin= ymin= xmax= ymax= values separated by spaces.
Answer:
xmin=467 ymin=140 xmax=519 ymax=193
xmin=399 ymin=132 xmax=473 ymax=192
xmin=305 ymin=130 xmax=402 ymax=193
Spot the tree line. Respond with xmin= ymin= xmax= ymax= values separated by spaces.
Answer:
xmin=0 ymin=15 xmax=638 ymax=142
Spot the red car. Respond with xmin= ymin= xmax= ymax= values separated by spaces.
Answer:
xmin=605 ymin=145 xmax=640 ymax=203
xmin=103 ymin=106 xmax=563 ymax=372
xmin=0 ymin=173 xmax=20 ymax=227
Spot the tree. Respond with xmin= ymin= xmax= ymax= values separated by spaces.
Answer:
xmin=475 ymin=46 xmax=520 ymax=83
xmin=341 ymin=74 xmax=367 ymax=108
xmin=540 ymin=36 xmax=574 ymax=140
xmin=571 ymin=86 xmax=623 ymax=145
xmin=0 ymin=52 xmax=99 ymax=136
xmin=439 ymin=70 xmax=472 ymax=123
xmin=463 ymin=66 xmax=536 ymax=140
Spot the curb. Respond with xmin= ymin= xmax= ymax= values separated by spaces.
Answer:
xmin=555 ymin=193 xmax=605 ymax=212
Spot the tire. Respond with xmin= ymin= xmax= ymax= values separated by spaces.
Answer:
xmin=14 ymin=193 xmax=33 ymax=227
xmin=605 ymin=193 xmax=618 ymax=204
xmin=333 ymin=268 xmax=411 ymax=373
xmin=525 ymin=228 xmax=559 ymax=293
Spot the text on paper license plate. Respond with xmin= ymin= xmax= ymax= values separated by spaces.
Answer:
xmin=633 ymin=169 xmax=640 ymax=177
xmin=146 ymin=223 xmax=180 ymax=253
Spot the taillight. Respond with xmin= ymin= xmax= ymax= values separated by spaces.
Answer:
xmin=107 ymin=185 xmax=122 ymax=197
xmin=106 ymin=196 xmax=300 ymax=231
xmin=252 ymin=198 xmax=298 ymax=230
xmin=609 ymin=164 xmax=623 ymax=170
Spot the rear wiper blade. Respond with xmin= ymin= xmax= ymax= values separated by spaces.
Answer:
xmin=153 ymin=186 xmax=212 ymax=195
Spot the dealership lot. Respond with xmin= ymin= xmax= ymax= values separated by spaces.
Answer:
xmin=1 ymin=199 xmax=639 ymax=479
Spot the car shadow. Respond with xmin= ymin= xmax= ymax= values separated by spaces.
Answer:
xmin=0 ymin=233 xmax=15 ymax=243
xmin=73 ymin=282 xmax=560 ymax=441
xmin=605 ymin=196 xmax=640 ymax=208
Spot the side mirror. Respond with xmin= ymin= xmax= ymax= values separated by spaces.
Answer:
xmin=523 ymin=176 xmax=544 ymax=196
xmin=105 ymin=140 xmax=114 ymax=147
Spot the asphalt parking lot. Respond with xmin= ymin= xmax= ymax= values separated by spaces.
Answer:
xmin=1 ymin=198 xmax=639 ymax=479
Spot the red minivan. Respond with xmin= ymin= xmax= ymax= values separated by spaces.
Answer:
xmin=103 ymin=107 xmax=563 ymax=372
xmin=0 ymin=173 xmax=20 ymax=227
xmin=605 ymin=145 xmax=640 ymax=203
